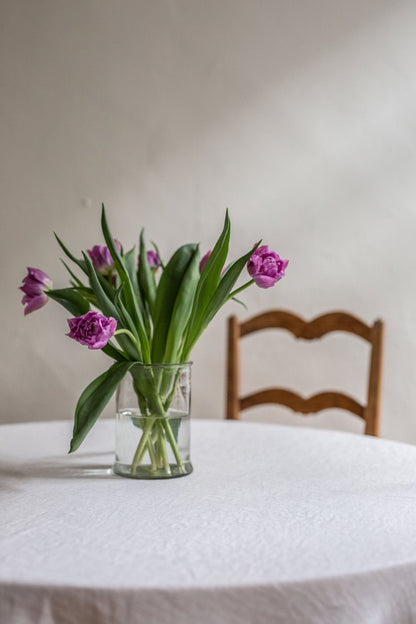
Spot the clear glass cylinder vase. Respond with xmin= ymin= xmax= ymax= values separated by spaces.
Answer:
xmin=113 ymin=362 xmax=193 ymax=479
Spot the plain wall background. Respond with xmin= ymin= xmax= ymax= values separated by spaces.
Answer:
xmin=1 ymin=0 xmax=415 ymax=442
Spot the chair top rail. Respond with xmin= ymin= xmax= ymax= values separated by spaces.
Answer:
xmin=239 ymin=310 xmax=378 ymax=342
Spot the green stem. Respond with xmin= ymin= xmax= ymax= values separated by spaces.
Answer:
xmin=131 ymin=417 xmax=155 ymax=474
xmin=157 ymin=420 xmax=171 ymax=474
xmin=128 ymin=366 xmax=186 ymax=476
xmin=228 ymin=279 xmax=254 ymax=300
xmin=147 ymin=436 xmax=158 ymax=471
xmin=137 ymin=416 xmax=158 ymax=471
xmin=163 ymin=419 xmax=184 ymax=470
xmin=114 ymin=328 xmax=140 ymax=349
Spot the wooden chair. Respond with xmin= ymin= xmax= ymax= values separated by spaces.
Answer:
xmin=226 ymin=310 xmax=384 ymax=436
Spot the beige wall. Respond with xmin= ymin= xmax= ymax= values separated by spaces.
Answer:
xmin=2 ymin=0 xmax=415 ymax=442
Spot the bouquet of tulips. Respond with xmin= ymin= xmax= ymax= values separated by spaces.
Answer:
xmin=20 ymin=206 xmax=288 ymax=476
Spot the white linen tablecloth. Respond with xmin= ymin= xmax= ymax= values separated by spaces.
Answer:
xmin=1 ymin=419 xmax=416 ymax=624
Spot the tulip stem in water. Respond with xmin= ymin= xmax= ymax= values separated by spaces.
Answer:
xmin=131 ymin=417 xmax=156 ymax=473
xmin=130 ymin=416 xmax=183 ymax=476
xmin=163 ymin=419 xmax=184 ymax=470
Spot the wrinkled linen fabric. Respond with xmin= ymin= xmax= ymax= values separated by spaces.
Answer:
xmin=1 ymin=420 xmax=416 ymax=624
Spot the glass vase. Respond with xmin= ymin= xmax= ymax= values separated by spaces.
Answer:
xmin=113 ymin=362 xmax=193 ymax=479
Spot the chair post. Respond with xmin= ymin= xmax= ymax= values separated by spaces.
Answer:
xmin=226 ymin=316 xmax=240 ymax=420
xmin=365 ymin=320 xmax=384 ymax=436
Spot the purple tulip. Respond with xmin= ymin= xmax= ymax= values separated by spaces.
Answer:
xmin=137 ymin=250 xmax=161 ymax=272
xmin=199 ymin=250 xmax=226 ymax=275
xmin=146 ymin=250 xmax=161 ymax=269
xmin=87 ymin=240 xmax=121 ymax=275
xmin=66 ymin=311 xmax=117 ymax=350
xmin=199 ymin=250 xmax=212 ymax=273
xmin=247 ymin=245 xmax=289 ymax=289
xmin=20 ymin=267 xmax=53 ymax=315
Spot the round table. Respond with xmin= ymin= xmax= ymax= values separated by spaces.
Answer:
xmin=1 ymin=419 xmax=416 ymax=624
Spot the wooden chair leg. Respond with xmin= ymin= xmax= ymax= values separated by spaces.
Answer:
xmin=365 ymin=320 xmax=384 ymax=436
xmin=226 ymin=316 xmax=240 ymax=420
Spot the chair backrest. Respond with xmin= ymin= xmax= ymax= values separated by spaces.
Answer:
xmin=226 ymin=310 xmax=384 ymax=436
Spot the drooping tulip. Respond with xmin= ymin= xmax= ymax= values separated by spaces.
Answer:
xmin=20 ymin=267 xmax=53 ymax=315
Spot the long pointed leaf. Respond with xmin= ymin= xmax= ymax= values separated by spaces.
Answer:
xmin=72 ymin=286 xmax=99 ymax=307
xmin=203 ymin=245 xmax=257 ymax=327
xmin=54 ymin=233 xmax=88 ymax=275
xmin=114 ymin=287 xmax=143 ymax=360
xmin=70 ymin=361 xmax=134 ymax=452
xmin=182 ymin=244 xmax=258 ymax=360
xmin=82 ymin=252 xmax=140 ymax=360
xmin=56 ymin=234 xmax=115 ymax=301
xmin=47 ymin=288 xmax=90 ymax=317
xmin=101 ymin=206 xmax=150 ymax=362
xmin=60 ymin=260 xmax=85 ymax=287
xmin=123 ymin=245 xmax=150 ymax=337
xmin=164 ymin=245 xmax=200 ymax=362
xmin=182 ymin=211 xmax=230 ymax=354
xmin=102 ymin=342 xmax=129 ymax=362
xmin=151 ymin=243 xmax=198 ymax=362
xmin=138 ymin=229 xmax=156 ymax=319
xmin=82 ymin=252 xmax=120 ymax=321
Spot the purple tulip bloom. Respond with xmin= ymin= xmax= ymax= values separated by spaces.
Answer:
xmin=87 ymin=240 xmax=121 ymax=275
xmin=20 ymin=267 xmax=53 ymax=315
xmin=137 ymin=250 xmax=161 ymax=272
xmin=199 ymin=250 xmax=212 ymax=273
xmin=146 ymin=250 xmax=161 ymax=269
xmin=247 ymin=245 xmax=289 ymax=289
xmin=199 ymin=250 xmax=226 ymax=274
xmin=66 ymin=311 xmax=117 ymax=350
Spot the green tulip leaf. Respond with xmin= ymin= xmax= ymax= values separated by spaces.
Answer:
xmin=54 ymin=233 xmax=88 ymax=275
xmin=101 ymin=342 xmax=129 ymax=362
xmin=123 ymin=245 xmax=150 ymax=337
xmin=182 ymin=244 xmax=258 ymax=360
xmin=47 ymin=288 xmax=90 ymax=317
xmin=181 ymin=210 xmax=230 ymax=356
xmin=82 ymin=252 xmax=140 ymax=360
xmin=138 ymin=229 xmax=157 ymax=319
xmin=151 ymin=243 xmax=198 ymax=363
xmin=113 ymin=285 xmax=143 ymax=359
xmin=231 ymin=296 xmax=248 ymax=310
xmin=72 ymin=286 xmax=99 ymax=307
xmin=203 ymin=246 xmax=256 ymax=327
xmin=60 ymin=260 xmax=85 ymax=288
xmin=101 ymin=205 xmax=150 ymax=362
xmin=70 ymin=361 xmax=135 ymax=452
xmin=164 ymin=245 xmax=200 ymax=363
xmin=82 ymin=252 xmax=120 ymax=321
